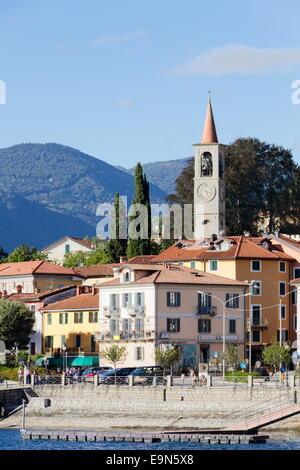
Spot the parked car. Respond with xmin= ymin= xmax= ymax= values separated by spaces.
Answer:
xmin=254 ymin=367 xmax=270 ymax=380
xmin=81 ymin=366 xmax=113 ymax=378
xmin=99 ymin=367 xmax=137 ymax=384
xmin=127 ymin=366 xmax=165 ymax=385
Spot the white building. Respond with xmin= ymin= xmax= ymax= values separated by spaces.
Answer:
xmin=42 ymin=236 xmax=93 ymax=265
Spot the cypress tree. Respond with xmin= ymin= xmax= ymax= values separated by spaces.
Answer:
xmin=127 ymin=163 xmax=151 ymax=258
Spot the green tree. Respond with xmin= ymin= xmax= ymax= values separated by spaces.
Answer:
xmin=127 ymin=163 xmax=151 ymax=259
xmin=154 ymin=347 xmax=180 ymax=375
xmin=221 ymin=344 xmax=241 ymax=370
xmin=85 ymin=243 xmax=112 ymax=266
xmin=262 ymin=343 xmax=291 ymax=371
xmin=106 ymin=193 xmax=127 ymax=262
xmin=0 ymin=300 xmax=35 ymax=349
xmin=5 ymin=244 xmax=47 ymax=263
xmin=63 ymin=250 xmax=90 ymax=267
xmin=99 ymin=344 xmax=127 ymax=383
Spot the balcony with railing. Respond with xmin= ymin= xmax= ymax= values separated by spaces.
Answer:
xmin=103 ymin=306 xmax=120 ymax=317
xmin=124 ymin=305 xmax=146 ymax=316
xmin=96 ymin=330 xmax=155 ymax=341
xmin=197 ymin=305 xmax=217 ymax=316
xmin=250 ymin=319 xmax=269 ymax=330
xmin=197 ymin=334 xmax=239 ymax=343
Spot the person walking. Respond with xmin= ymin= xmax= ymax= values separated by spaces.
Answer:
xmin=17 ymin=367 xmax=23 ymax=386
xmin=25 ymin=367 xmax=31 ymax=385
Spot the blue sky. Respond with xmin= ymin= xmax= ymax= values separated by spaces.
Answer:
xmin=1 ymin=0 xmax=300 ymax=168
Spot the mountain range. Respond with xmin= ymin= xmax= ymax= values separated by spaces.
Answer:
xmin=0 ymin=143 xmax=188 ymax=252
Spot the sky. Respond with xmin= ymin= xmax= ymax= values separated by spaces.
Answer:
xmin=1 ymin=0 xmax=300 ymax=168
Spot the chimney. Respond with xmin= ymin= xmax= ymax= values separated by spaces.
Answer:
xmin=120 ymin=256 xmax=127 ymax=264
xmin=76 ymin=285 xmax=82 ymax=296
xmin=16 ymin=285 xmax=23 ymax=294
xmin=92 ymin=285 xmax=98 ymax=296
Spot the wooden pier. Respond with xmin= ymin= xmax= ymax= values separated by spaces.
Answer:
xmin=20 ymin=429 xmax=268 ymax=444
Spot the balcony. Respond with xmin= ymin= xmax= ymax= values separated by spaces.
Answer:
xmin=124 ymin=306 xmax=146 ymax=316
xmin=103 ymin=306 xmax=120 ymax=317
xmin=197 ymin=305 xmax=217 ymax=316
xmin=198 ymin=334 xmax=239 ymax=343
xmin=250 ymin=319 xmax=269 ymax=330
xmin=96 ymin=330 xmax=155 ymax=341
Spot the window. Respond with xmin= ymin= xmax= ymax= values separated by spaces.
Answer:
xmin=252 ymin=330 xmax=261 ymax=343
xmin=198 ymin=292 xmax=212 ymax=314
xmin=135 ymin=347 xmax=144 ymax=361
xmin=167 ymin=319 xmax=180 ymax=332
xmin=251 ymin=260 xmax=261 ymax=272
xmin=279 ymin=304 xmax=286 ymax=320
xmin=190 ymin=261 xmax=196 ymax=269
xmin=294 ymin=315 xmax=297 ymax=331
xmin=226 ymin=293 xmax=239 ymax=309
xmin=59 ymin=313 xmax=68 ymax=324
xmin=135 ymin=318 xmax=144 ymax=338
xmin=47 ymin=313 xmax=52 ymax=325
xmin=89 ymin=311 xmax=98 ymax=323
xmin=91 ymin=335 xmax=96 ymax=353
xmin=209 ymin=260 xmax=218 ymax=271
xmin=65 ymin=244 xmax=70 ymax=254
xmin=136 ymin=292 xmax=143 ymax=307
xmin=277 ymin=330 xmax=289 ymax=342
xmin=122 ymin=318 xmax=131 ymax=333
xmin=229 ymin=319 xmax=236 ymax=334
xmin=279 ymin=261 xmax=286 ymax=272
xmin=124 ymin=272 xmax=130 ymax=282
xmin=61 ymin=335 xmax=66 ymax=347
xmin=178 ymin=262 xmax=183 ymax=266
xmin=74 ymin=312 xmax=83 ymax=323
xmin=45 ymin=336 xmax=53 ymax=348
xmin=251 ymin=305 xmax=261 ymax=326
xmin=198 ymin=319 xmax=211 ymax=333
xmin=292 ymin=289 xmax=297 ymax=305
xmin=110 ymin=294 xmax=118 ymax=309
xmin=294 ymin=267 xmax=300 ymax=279
xmin=30 ymin=305 xmax=36 ymax=313
xmin=75 ymin=335 xmax=81 ymax=348
xmin=251 ymin=281 xmax=261 ymax=296
xmin=279 ymin=282 xmax=286 ymax=296
xmin=110 ymin=319 xmax=119 ymax=337
xmin=167 ymin=292 xmax=181 ymax=307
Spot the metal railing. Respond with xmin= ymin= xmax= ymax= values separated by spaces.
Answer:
xmin=197 ymin=305 xmax=217 ymax=316
xmin=227 ymin=393 xmax=296 ymax=430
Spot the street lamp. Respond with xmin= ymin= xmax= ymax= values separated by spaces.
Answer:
xmin=62 ymin=344 xmax=67 ymax=371
xmin=197 ymin=290 xmax=251 ymax=380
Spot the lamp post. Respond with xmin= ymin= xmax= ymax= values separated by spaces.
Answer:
xmin=62 ymin=344 xmax=67 ymax=371
xmin=197 ymin=290 xmax=251 ymax=380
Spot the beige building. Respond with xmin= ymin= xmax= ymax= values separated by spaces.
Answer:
xmin=98 ymin=263 xmax=247 ymax=370
xmin=42 ymin=236 xmax=93 ymax=265
xmin=0 ymin=260 xmax=84 ymax=295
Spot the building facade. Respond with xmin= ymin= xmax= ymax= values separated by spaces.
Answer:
xmin=98 ymin=263 xmax=247 ymax=369
xmin=42 ymin=236 xmax=93 ymax=265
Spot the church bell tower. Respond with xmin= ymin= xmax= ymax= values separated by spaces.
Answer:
xmin=193 ymin=97 xmax=226 ymax=239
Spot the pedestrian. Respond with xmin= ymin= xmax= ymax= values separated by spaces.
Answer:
xmin=25 ymin=367 xmax=31 ymax=385
xmin=17 ymin=367 xmax=23 ymax=386
xmin=45 ymin=369 xmax=51 ymax=384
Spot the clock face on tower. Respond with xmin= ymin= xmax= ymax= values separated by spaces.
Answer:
xmin=197 ymin=182 xmax=216 ymax=202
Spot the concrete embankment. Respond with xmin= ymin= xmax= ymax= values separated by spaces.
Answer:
xmin=2 ymin=384 xmax=300 ymax=433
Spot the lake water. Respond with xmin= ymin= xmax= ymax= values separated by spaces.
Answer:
xmin=1 ymin=429 xmax=300 ymax=450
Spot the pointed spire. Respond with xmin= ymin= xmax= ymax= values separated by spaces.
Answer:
xmin=201 ymin=96 xmax=218 ymax=144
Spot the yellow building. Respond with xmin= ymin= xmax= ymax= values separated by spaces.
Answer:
xmin=152 ymin=235 xmax=294 ymax=365
xmin=41 ymin=286 xmax=100 ymax=366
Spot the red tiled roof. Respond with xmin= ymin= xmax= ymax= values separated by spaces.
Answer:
xmin=127 ymin=255 xmax=156 ymax=264
xmin=100 ymin=264 xmax=246 ymax=287
xmin=42 ymin=236 xmax=93 ymax=251
xmin=291 ymin=278 xmax=300 ymax=284
xmin=0 ymin=260 xmax=80 ymax=277
xmin=73 ymin=264 xmax=119 ymax=278
xmin=151 ymin=236 xmax=295 ymax=262
xmin=41 ymin=293 xmax=99 ymax=311
xmin=3 ymin=285 xmax=76 ymax=302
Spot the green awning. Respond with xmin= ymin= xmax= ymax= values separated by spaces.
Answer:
xmin=35 ymin=356 xmax=73 ymax=367
xmin=71 ymin=356 xmax=99 ymax=366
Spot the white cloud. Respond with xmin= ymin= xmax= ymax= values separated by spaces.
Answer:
xmin=114 ymin=98 xmax=133 ymax=107
xmin=91 ymin=31 xmax=147 ymax=47
xmin=171 ymin=45 xmax=300 ymax=76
